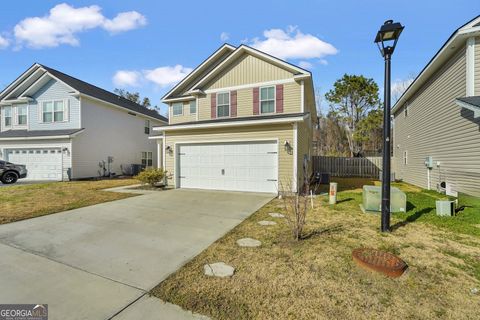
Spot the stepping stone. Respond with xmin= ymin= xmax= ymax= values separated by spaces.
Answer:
xmin=269 ymin=212 xmax=285 ymax=218
xmin=203 ymin=262 xmax=235 ymax=278
xmin=258 ymin=220 xmax=277 ymax=226
xmin=236 ymin=238 xmax=262 ymax=247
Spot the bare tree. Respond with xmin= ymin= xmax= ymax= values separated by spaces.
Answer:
xmin=391 ymin=73 xmax=416 ymax=103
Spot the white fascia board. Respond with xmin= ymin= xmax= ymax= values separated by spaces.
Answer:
xmin=455 ymin=100 xmax=480 ymax=118
xmin=18 ymin=72 xmax=51 ymax=98
xmin=0 ymin=63 xmax=42 ymax=101
xmin=203 ymin=78 xmax=295 ymax=94
xmin=0 ymin=129 xmax=85 ymax=141
xmin=77 ymin=93 xmax=167 ymax=124
xmin=0 ymin=97 xmax=34 ymax=105
xmin=152 ymin=114 xmax=307 ymax=132
xmin=393 ymin=27 xmax=480 ymax=113
xmin=148 ymin=135 xmax=165 ymax=140
xmin=162 ymin=44 xmax=236 ymax=101
xmin=190 ymin=45 xmax=310 ymax=91
xmin=3 ymin=68 xmax=46 ymax=101
xmin=39 ymin=67 xmax=80 ymax=96
xmin=162 ymin=95 xmax=196 ymax=103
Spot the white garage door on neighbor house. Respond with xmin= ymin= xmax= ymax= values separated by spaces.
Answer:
xmin=6 ymin=148 xmax=63 ymax=181
xmin=177 ymin=141 xmax=278 ymax=193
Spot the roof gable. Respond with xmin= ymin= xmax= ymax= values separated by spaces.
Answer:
xmin=162 ymin=44 xmax=236 ymax=101
xmin=393 ymin=15 xmax=480 ymax=112
xmin=187 ymin=45 xmax=310 ymax=94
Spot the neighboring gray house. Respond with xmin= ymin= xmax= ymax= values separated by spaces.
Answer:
xmin=0 ymin=63 xmax=167 ymax=181
xmin=393 ymin=16 xmax=480 ymax=197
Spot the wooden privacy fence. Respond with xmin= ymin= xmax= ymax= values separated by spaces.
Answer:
xmin=312 ymin=156 xmax=383 ymax=178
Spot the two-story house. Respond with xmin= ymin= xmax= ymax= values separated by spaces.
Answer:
xmin=0 ymin=63 xmax=167 ymax=181
xmin=393 ymin=16 xmax=480 ymax=197
xmin=151 ymin=44 xmax=317 ymax=193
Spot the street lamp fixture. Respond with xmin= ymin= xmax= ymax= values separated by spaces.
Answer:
xmin=374 ymin=20 xmax=404 ymax=232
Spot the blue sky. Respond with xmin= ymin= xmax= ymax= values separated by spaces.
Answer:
xmin=0 ymin=0 xmax=479 ymax=115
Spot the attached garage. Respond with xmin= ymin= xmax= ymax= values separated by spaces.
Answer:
xmin=5 ymin=148 xmax=63 ymax=181
xmin=177 ymin=141 xmax=278 ymax=193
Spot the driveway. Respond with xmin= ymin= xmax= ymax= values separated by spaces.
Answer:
xmin=0 ymin=189 xmax=273 ymax=320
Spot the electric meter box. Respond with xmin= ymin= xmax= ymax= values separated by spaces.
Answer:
xmin=425 ymin=156 xmax=433 ymax=168
xmin=362 ymin=185 xmax=407 ymax=213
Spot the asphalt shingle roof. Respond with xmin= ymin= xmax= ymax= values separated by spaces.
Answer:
xmin=40 ymin=65 xmax=168 ymax=122
xmin=0 ymin=129 xmax=84 ymax=138
xmin=457 ymin=96 xmax=480 ymax=108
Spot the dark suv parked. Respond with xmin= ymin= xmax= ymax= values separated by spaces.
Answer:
xmin=0 ymin=160 xmax=28 ymax=184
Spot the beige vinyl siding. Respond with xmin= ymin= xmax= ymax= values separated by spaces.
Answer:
xmin=393 ymin=46 xmax=480 ymax=197
xmin=169 ymin=101 xmax=197 ymax=124
xmin=195 ymin=82 xmax=302 ymax=122
xmin=163 ymin=124 xmax=294 ymax=191
xmin=205 ymin=53 xmax=294 ymax=89
xmin=475 ymin=37 xmax=480 ymax=95
xmin=296 ymin=121 xmax=312 ymax=188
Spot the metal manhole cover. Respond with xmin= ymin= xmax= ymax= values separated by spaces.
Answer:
xmin=352 ymin=248 xmax=408 ymax=278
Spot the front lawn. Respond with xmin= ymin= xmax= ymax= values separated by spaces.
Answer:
xmin=152 ymin=178 xmax=480 ymax=320
xmin=0 ymin=179 xmax=139 ymax=224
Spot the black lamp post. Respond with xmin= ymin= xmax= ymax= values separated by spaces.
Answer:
xmin=374 ymin=20 xmax=404 ymax=232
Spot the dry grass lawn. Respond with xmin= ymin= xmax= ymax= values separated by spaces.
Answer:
xmin=152 ymin=178 xmax=480 ymax=320
xmin=0 ymin=179 xmax=139 ymax=224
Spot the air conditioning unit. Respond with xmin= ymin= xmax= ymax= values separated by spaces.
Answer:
xmin=436 ymin=200 xmax=455 ymax=217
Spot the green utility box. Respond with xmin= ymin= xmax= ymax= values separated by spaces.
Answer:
xmin=362 ymin=185 xmax=407 ymax=213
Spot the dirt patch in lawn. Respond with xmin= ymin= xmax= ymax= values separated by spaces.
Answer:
xmin=0 ymin=178 xmax=139 ymax=224
xmin=152 ymin=179 xmax=480 ymax=320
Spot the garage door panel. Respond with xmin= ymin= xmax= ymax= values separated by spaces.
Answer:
xmin=6 ymin=148 xmax=62 ymax=181
xmin=178 ymin=141 xmax=278 ymax=193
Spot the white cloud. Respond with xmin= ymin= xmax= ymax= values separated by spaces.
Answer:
xmin=144 ymin=65 xmax=193 ymax=88
xmin=113 ymin=70 xmax=141 ymax=87
xmin=0 ymin=35 xmax=9 ymax=49
xmin=249 ymin=26 xmax=338 ymax=60
xmin=113 ymin=65 xmax=193 ymax=89
xmin=13 ymin=3 xmax=146 ymax=49
xmin=298 ymin=61 xmax=313 ymax=69
xmin=220 ymin=32 xmax=229 ymax=42
xmin=319 ymin=59 xmax=328 ymax=65
xmin=103 ymin=11 xmax=146 ymax=33
xmin=392 ymin=77 xmax=415 ymax=101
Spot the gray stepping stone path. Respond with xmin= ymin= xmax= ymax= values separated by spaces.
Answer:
xmin=269 ymin=212 xmax=285 ymax=218
xmin=236 ymin=238 xmax=262 ymax=247
xmin=258 ymin=220 xmax=277 ymax=226
xmin=204 ymin=262 xmax=235 ymax=278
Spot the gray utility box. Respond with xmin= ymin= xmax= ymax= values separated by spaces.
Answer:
xmin=362 ymin=185 xmax=407 ymax=213
xmin=436 ymin=200 xmax=455 ymax=217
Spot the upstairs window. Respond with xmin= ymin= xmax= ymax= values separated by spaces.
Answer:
xmin=144 ymin=119 xmax=150 ymax=134
xmin=17 ymin=105 xmax=28 ymax=125
xmin=260 ymin=86 xmax=275 ymax=113
xmin=217 ymin=92 xmax=230 ymax=118
xmin=42 ymin=100 xmax=65 ymax=123
xmin=141 ymin=151 xmax=153 ymax=167
xmin=172 ymin=103 xmax=183 ymax=116
xmin=4 ymin=106 xmax=12 ymax=127
xmin=190 ymin=100 xmax=197 ymax=114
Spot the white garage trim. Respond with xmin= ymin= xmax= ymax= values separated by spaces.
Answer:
xmin=174 ymin=139 xmax=279 ymax=193
xmin=293 ymin=123 xmax=298 ymax=192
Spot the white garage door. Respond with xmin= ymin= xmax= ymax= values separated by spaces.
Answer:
xmin=6 ymin=148 xmax=63 ymax=181
xmin=178 ymin=141 xmax=278 ymax=193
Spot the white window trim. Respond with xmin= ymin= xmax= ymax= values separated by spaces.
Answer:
xmin=3 ymin=106 xmax=12 ymax=128
xmin=172 ymin=102 xmax=184 ymax=117
xmin=259 ymin=86 xmax=276 ymax=114
xmin=216 ymin=91 xmax=230 ymax=118
xmin=39 ymin=99 xmax=69 ymax=123
xmin=189 ymin=100 xmax=197 ymax=115
xmin=15 ymin=105 xmax=28 ymax=126
xmin=142 ymin=151 xmax=153 ymax=167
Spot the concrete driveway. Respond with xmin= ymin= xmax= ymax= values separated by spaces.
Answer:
xmin=0 ymin=189 xmax=273 ymax=320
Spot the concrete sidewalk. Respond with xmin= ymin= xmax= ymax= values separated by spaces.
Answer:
xmin=0 ymin=188 xmax=273 ymax=319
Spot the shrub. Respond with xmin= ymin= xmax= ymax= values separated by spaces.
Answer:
xmin=135 ymin=168 xmax=166 ymax=187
